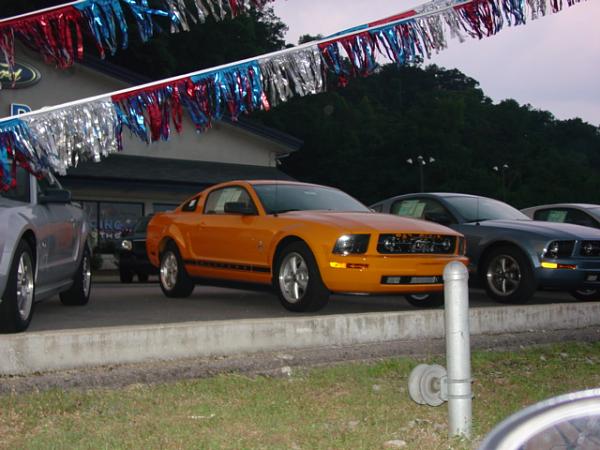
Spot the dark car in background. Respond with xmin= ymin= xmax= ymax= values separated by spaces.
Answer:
xmin=522 ymin=203 xmax=600 ymax=229
xmin=115 ymin=214 xmax=157 ymax=283
xmin=371 ymin=193 xmax=600 ymax=304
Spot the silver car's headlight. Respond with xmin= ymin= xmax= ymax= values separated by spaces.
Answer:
xmin=332 ymin=234 xmax=370 ymax=255
xmin=121 ymin=240 xmax=133 ymax=251
xmin=542 ymin=240 xmax=575 ymax=259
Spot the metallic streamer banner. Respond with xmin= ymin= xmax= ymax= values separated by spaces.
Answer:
xmin=22 ymin=100 xmax=121 ymax=176
xmin=0 ymin=0 xmax=585 ymax=190
xmin=0 ymin=6 xmax=84 ymax=77
xmin=0 ymin=0 xmax=272 ymax=76
xmin=259 ymin=47 xmax=326 ymax=107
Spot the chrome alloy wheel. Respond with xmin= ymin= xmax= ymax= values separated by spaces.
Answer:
xmin=160 ymin=251 xmax=178 ymax=291
xmin=486 ymin=254 xmax=521 ymax=297
xmin=16 ymin=252 xmax=34 ymax=321
xmin=279 ymin=252 xmax=309 ymax=304
xmin=82 ymin=253 xmax=92 ymax=298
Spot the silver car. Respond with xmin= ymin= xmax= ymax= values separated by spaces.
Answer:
xmin=0 ymin=165 xmax=92 ymax=333
xmin=522 ymin=203 xmax=600 ymax=229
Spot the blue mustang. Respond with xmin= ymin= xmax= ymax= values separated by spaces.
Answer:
xmin=371 ymin=193 xmax=600 ymax=303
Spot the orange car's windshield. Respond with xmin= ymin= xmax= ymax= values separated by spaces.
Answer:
xmin=253 ymin=184 xmax=370 ymax=214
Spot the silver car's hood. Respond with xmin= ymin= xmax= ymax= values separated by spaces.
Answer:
xmin=0 ymin=197 xmax=24 ymax=208
xmin=479 ymin=219 xmax=600 ymax=240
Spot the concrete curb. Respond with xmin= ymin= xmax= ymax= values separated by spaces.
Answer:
xmin=2 ymin=302 xmax=600 ymax=376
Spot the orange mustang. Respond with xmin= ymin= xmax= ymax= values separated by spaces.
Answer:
xmin=146 ymin=180 xmax=468 ymax=311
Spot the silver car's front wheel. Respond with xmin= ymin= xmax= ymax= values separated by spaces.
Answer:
xmin=0 ymin=240 xmax=35 ymax=333
xmin=16 ymin=251 xmax=34 ymax=321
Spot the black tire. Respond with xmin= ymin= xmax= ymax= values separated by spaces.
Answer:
xmin=570 ymin=289 xmax=600 ymax=301
xmin=137 ymin=273 xmax=149 ymax=283
xmin=274 ymin=242 xmax=329 ymax=312
xmin=60 ymin=247 xmax=92 ymax=306
xmin=159 ymin=243 xmax=194 ymax=298
xmin=405 ymin=292 xmax=444 ymax=308
xmin=481 ymin=245 xmax=536 ymax=304
xmin=119 ymin=267 xmax=134 ymax=283
xmin=0 ymin=240 xmax=35 ymax=333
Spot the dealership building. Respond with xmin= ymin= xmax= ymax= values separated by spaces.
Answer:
xmin=1 ymin=45 xmax=301 ymax=259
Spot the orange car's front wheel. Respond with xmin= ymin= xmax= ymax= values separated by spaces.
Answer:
xmin=159 ymin=243 xmax=195 ymax=298
xmin=275 ymin=242 xmax=329 ymax=312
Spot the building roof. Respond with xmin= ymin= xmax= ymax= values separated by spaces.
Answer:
xmin=63 ymin=154 xmax=295 ymax=186
xmin=81 ymin=56 xmax=303 ymax=152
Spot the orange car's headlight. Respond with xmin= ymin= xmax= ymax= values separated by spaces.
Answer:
xmin=332 ymin=234 xmax=370 ymax=255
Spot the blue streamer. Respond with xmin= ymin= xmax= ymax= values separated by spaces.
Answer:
xmin=0 ymin=119 xmax=46 ymax=189
xmin=76 ymin=0 xmax=129 ymax=56
xmin=191 ymin=62 xmax=266 ymax=121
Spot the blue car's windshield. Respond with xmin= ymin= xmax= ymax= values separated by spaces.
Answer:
xmin=253 ymin=184 xmax=370 ymax=214
xmin=446 ymin=196 xmax=530 ymax=222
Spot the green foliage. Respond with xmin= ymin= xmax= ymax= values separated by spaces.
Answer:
xmin=252 ymin=64 xmax=600 ymax=207
xmin=2 ymin=342 xmax=600 ymax=449
xmin=107 ymin=7 xmax=287 ymax=78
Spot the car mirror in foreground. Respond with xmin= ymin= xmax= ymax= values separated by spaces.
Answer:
xmin=479 ymin=388 xmax=600 ymax=450
xmin=39 ymin=189 xmax=71 ymax=204
xmin=224 ymin=202 xmax=255 ymax=215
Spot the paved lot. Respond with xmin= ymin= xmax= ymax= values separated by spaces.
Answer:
xmin=29 ymin=276 xmax=579 ymax=332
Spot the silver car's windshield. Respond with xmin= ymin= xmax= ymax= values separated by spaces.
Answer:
xmin=446 ymin=196 xmax=530 ymax=222
xmin=588 ymin=207 xmax=600 ymax=220
xmin=254 ymin=184 xmax=370 ymax=214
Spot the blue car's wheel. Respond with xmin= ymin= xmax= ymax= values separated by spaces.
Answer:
xmin=570 ymin=289 xmax=600 ymax=301
xmin=482 ymin=245 xmax=536 ymax=304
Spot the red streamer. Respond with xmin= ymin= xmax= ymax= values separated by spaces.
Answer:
xmin=0 ymin=6 xmax=84 ymax=72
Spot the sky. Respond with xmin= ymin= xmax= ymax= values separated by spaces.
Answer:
xmin=272 ymin=0 xmax=600 ymax=126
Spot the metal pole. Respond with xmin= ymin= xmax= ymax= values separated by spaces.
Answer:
xmin=419 ymin=163 xmax=424 ymax=192
xmin=443 ymin=261 xmax=472 ymax=438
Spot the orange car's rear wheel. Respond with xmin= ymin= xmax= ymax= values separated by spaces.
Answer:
xmin=275 ymin=242 xmax=329 ymax=312
xmin=159 ymin=243 xmax=194 ymax=298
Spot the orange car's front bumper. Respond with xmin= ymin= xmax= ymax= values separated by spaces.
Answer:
xmin=320 ymin=254 xmax=469 ymax=294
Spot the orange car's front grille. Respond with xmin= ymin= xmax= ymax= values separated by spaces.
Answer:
xmin=377 ymin=234 xmax=456 ymax=254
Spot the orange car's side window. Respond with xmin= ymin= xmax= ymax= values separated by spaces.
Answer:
xmin=204 ymin=187 xmax=256 ymax=215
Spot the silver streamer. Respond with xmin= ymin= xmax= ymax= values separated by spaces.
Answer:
xmin=167 ymin=0 xmax=198 ymax=33
xmin=415 ymin=15 xmax=448 ymax=57
xmin=441 ymin=8 xmax=468 ymax=43
xmin=22 ymin=100 xmax=120 ymax=175
xmin=165 ymin=0 xmax=261 ymax=30
xmin=259 ymin=47 xmax=326 ymax=107
xmin=527 ymin=0 xmax=549 ymax=19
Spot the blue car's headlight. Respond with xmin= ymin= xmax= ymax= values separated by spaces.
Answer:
xmin=121 ymin=239 xmax=133 ymax=251
xmin=333 ymin=234 xmax=370 ymax=255
xmin=542 ymin=241 xmax=575 ymax=259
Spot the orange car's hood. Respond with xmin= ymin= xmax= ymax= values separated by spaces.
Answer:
xmin=281 ymin=211 xmax=461 ymax=235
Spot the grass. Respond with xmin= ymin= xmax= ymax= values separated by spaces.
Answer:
xmin=1 ymin=342 xmax=599 ymax=449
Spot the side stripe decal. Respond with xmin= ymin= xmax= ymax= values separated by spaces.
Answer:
xmin=184 ymin=259 xmax=271 ymax=274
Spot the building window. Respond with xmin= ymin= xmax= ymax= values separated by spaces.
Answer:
xmin=153 ymin=203 xmax=179 ymax=212
xmin=79 ymin=200 xmax=144 ymax=254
